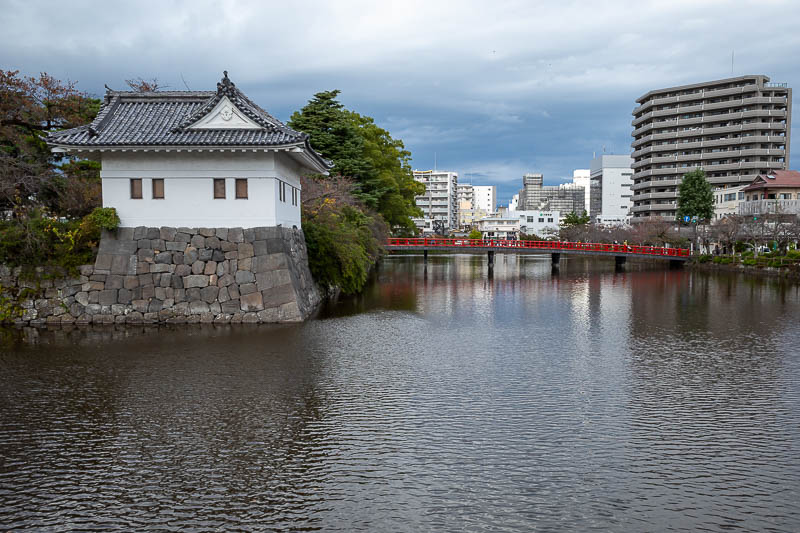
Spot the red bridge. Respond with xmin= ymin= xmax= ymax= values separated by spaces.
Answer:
xmin=386 ymin=238 xmax=690 ymax=267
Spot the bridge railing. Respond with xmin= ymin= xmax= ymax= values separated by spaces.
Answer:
xmin=386 ymin=238 xmax=690 ymax=257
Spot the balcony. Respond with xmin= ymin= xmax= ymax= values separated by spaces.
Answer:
xmin=738 ymin=199 xmax=800 ymax=215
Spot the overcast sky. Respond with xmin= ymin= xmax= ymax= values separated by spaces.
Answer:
xmin=3 ymin=0 xmax=800 ymax=205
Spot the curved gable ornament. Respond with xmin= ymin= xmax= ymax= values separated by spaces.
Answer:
xmin=187 ymin=96 xmax=262 ymax=130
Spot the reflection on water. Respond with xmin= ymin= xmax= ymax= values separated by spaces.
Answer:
xmin=1 ymin=255 xmax=799 ymax=531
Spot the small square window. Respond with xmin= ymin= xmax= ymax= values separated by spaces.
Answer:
xmin=236 ymin=178 xmax=248 ymax=199
xmin=130 ymin=178 xmax=142 ymax=199
xmin=213 ymin=179 xmax=226 ymax=199
xmin=152 ymin=178 xmax=164 ymax=199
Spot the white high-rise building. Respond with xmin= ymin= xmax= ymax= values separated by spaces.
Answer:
xmin=412 ymin=170 xmax=458 ymax=233
xmin=591 ymin=154 xmax=634 ymax=225
xmin=571 ymin=169 xmax=591 ymax=215
xmin=473 ymin=185 xmax=496 ymax=213
xmin=509 ymin=193 xmax=519 ymax=211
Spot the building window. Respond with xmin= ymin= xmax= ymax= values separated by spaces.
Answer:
xmin=213 ymin=178 xmax=226 ymax=199
xmin=130 ymin=178 xmax=142 ymax=199
xmin=292 ymin=187 xmax=298 ymax=206
xmin=279 ymin=181 xmax=286 ymax=202
xmin=152 ymin=178 xmax=164 ymax=199
xmin=236 ymin=179 xmax=248 ymax=199
xmin=538 ymin=218 xmax=544 ymax=223
xmin=548 ymin=218 xmax=554 ymax=223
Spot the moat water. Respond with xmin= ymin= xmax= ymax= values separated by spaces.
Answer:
xmin=1 ymin=255 xmax=799 ymax=531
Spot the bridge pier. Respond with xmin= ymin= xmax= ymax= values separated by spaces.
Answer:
xmin=615 ymin=255 xmax=627 ymax=269
xmin=669 ymin=259 xmax=684 ymax=269
xmin=551 ymin=253 xmax=560 ymax=266
xmin=423 ymin=249 xmax=428 ymax=264
xmin=488 ymin=250 xmax=495 ymax=268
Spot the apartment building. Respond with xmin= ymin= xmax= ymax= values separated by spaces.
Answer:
xmin=473 ymin=185 xmax=496 ymax=213
xmin=456 ymin=184 xmax=488 ymax=229
xmin=590 ymin=154 xmax=634 ymax=225
xmin=413 ymin=170 xmax=458 ymax=233
xmin=518 ymin=173 xmax=585 ymax=219
xmin=631 ymin=75 xmax=791 ymax=220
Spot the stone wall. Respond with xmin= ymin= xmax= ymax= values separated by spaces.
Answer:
xmin=0 ymin=226 xmax=321 ymax=325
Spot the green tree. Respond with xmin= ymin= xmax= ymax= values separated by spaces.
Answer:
xmin=560 ymin=210 xmax=590 ymax=228
xmin=288 ymin=90 xmax=423 ymax=235
xmin=0 ymin=70 xmax=100 ymax=215
xmin=676 ymin=169 xmax=714 ymax=222
xmin=468 ymin=229 xmax=483 ymax=240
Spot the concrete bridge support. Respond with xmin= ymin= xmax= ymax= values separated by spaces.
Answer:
xmin=615 ymin=255 xmax=627 ymax=269
xmin=669 ymin=259 xmax=684 ymax=269
xmin=423 ymin=250 xmax=428 ymax=264
xmin=551 ymin=253 xmax=560 ymax=266
xmin=488 ymin=250 xmax=495 ymax=268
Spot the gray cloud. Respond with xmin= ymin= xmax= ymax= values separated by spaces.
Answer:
xmin=3 ymin=0 xmax=799 ymax=206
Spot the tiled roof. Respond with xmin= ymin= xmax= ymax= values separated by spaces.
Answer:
xmin=47 ymin=72 xmax=330 ymax=170
xmin=742 ymin=170 xmax=800 ymax=191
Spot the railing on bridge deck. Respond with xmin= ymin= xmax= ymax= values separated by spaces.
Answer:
xmin=386 ymin=238 xmax=691 ymax=258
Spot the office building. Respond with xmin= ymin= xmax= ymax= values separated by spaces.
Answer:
xmin=590 ymin=154 xmax=634 ymax=225
xmin=518 ymin=173 xmax=585 ymax=219
xmin=413 ymin=170 xmax=458 ymax=233
xmin=631 ymin=75 xmax=791 ymax=219
xmin=473 ymin=185 xmax=496 ymax=213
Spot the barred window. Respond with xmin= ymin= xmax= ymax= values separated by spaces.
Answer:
xmin=152 ymin=178 xmax=164 ymax=199
xmin=130 ymin=178 xmax=142 ymax=199
xmin=236 ymin=178 xmax=248 ymax=199
xmin=213 ymin=179 xmax=226 ymax=199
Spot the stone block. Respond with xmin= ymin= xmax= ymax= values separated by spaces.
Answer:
xmin=267 ymin=238 xmax=285 ymax=254
xmin=216 ymin=261 xmax=227 ymax=277
xmin=111 ymin=304 xmax=126 ymax=315
xmin=151 ymin=239 xmax=165 ymax=251
xmin=235 ymin=270 xmax=255 ymax=284
xmin=141 ymin=285 xmax=155 ymax=300
xmin=98 ymin=289 xmax=117 ymax=306
xmin=155 ymin=251 xmax=172 ymax=264
xmin=174 ymin=288 xmax=186 ymax=303
xmin=225 ymin=250 xmax=239 ymax=260
xmin=203 ymin=261 xmax=217 ymax=275
xmin=217 ymin=273 xmax=234 ymax=287
xmin=143 ymin=312 xmax=159 ymax=323
xmin=240 ymin=291 xmax=263 ymax=312
xmin=184 ymin=275 xmax=209 ymax=288
xmin=198 ymin=227 xmax=215 ymax=237
xmin=190 ymin=260 xmax=204 ymax=275
xmin=243 ymin=228 xmax=256 ymax=243
xmin=189 ymin=301 xmax=210 ymax=314
xmin=82 ymin=281 xmax=105 ymax=292
xmin=95 ymin=253 xmax=113 ymax=271
xmin=211 ymin=249 xmax=225 ymax=262
xmin=155 ymin=287 xmax=167 ymax=300
xmin=252 ymin=253 xmax=287 ymax=273
xmin=85 ymin=303 xmax=102 ymax=315
xmin=75 ymin=291 xmax=89 ymax=306
xmin=78 ymin=264 xmax=94 ymax=276
xmin=242 ymin=312 xmax=259 ymax=323
xmin=216 ymin=228 xmax=228 ymax=240
xmin=174 ymin=232 xmax=191 ymax=243
xmin=221 ymin=299 xmax=240 ymax=314
xmin=106 ymin=275 xmax=124 ymax=289
xmin=166 ymin=241 xmax=184 ymax=251
xmin=238 ymin=257 xmax=252 ymax=272
xmin=171 ymin=275 xmax=184 ymax=289
xmin=111 ymin=255 xmax=135 ymax=275
xmin=218 ymin=286 xmax=230 ymax=303
xmin=239 ymin=282 xmax=258 ymax=295
xmin=174 ymin=264 xmax=191 ymax=277
xmin=183 ymin=247 xmax=198 ymax=264
xmin=150 ymin=263 xmax=171 ymax=273
xmin=123 ymin=276 xmax=139 ymax=289
xmin=229 ymin=227 xmax=244 ymax=243
xmin=69 ymin=303 xmax=84 ymax=317
xmin=198 ymin=248 xmax=213 ymax=261
xmin=204 ymin=236 xmax=221 ymax=250
xmin=160 ymin=273 xmax=172 ymax=288
xmin=148 ymin=299 xmax=163 ymax=313
xmin=253 ymin=240 xmax=268 ymax=256
xmin=199 ymin=312 xmax=214 ymax=323
xmin=262 ymin=283 xmax=296 ymax=308
xmin=126 ymin=311 xmax=144 ymax=323
xmin=213 ymin=313 xmax=230 ymax=324
xmin=146 ymin=227 xmax=160 ymax=240
xmin=190 ymin=234 xmax=205 ymax=248
xmin=89 ymin=273 xmax=107 ymax=282
xmin=186 ymin=287 xmax=201 ymax=300
xmin=136 ymin=262 xmax=150 ymax=274
xmin=133 ymin=226 xmax=148 ymax=240
xmin=220 ymin=241 xmax=237 ymax=253
xmin=201 ymin=285 xmax=219 ymax=303
xmin=228 ymin=283 xmax=240 ymax=300
xmin=118 ymin=288 xmax=132 ymax=304
xmin=257 ymin=308 xmax=280 ymax=323
xmin=137 ymin=239 xmax=152 ymax=249
xmin=160 ymin=227 xmax=177 ymax=241
xmin=138 ymin=273 xmax=154 ymax=287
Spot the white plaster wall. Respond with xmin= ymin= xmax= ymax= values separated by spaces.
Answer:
xmin=100 ymin=151 xmax=303 ymax=228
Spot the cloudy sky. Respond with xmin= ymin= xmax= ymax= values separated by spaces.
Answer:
xmin=3 ymin=0 xmax=800 ymax=204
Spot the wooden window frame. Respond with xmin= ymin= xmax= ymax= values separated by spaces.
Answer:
xmin=130 ymin=178 xmax=142 ymax=199
xmin=152 ymin=178 xmax=164 ymax=199
xmin=213 ymin=178 xmax=226 ymax=199
xmin=235 ymin=178 xmax=248 ymax=199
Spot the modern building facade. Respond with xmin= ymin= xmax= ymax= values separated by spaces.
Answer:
xmin=713 ymin=184 xmax=747 ymax=220
xmin=456 ymin=184 xmax=488 ymax=229
xmin=631 ymin=75 xmax=791 ymax=220
xmin=510 ymin=209 xmax=560 ymax=237
xmin=590 ymin=154 xmax=634 ymax=225
xmin=473 ymin=185 xmax=496 ymax=213
xmin=518 ymin=173 xmax=585 ymax=220
xmin=477 ymin=217 xmax=520 ymax=239
xmin=413 ymin=170 xmax=458 ymax=232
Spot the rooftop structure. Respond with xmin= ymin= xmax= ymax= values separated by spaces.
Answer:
xmin=48 ymin=72 xmax=329 ymax=228
xmin=631 ymin=75 xmax=791 ymax=220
